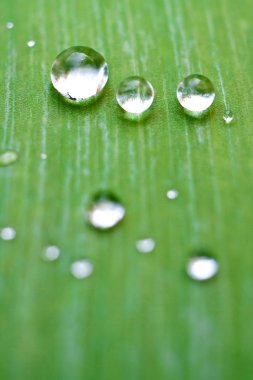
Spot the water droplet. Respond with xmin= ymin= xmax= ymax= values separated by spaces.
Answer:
xmin=186 ymin=255 xmax=219 ymax=281
xmin=177 ymin=74 xmax=215 ymax=117
xmin=40 ymin=153 xmax=47 ymax=160
xmin=42 ymin=246 xmax=60 ymax=261
xmin=136 ymin=238 xmax=155 ymax=253
xmin=6 ymin=21 xmax=14 ymax=29
xmin=70 ymin=260 xmax=93 ymax=279
xmin=223 ymin=110 xmax=234 ymax=124
xmin=0 ymin=227 xmax=16 ymax=241
xmin=51 ymin=46 xmax=108 ymax=104
xmin=27 ymin=40 xmax=36 ymax=48
xmin=116 ymin=76 xmax=154 ymax=119
xmin=0 ymin=151 xmax=18 ymax=166
xmin=166 ymin=189 xmax=179 ymax=200
xmin=87 ymin=192 xmax=125 ymax=230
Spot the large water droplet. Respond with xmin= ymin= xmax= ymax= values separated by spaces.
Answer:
xmin=6 ymin=21 xmax=14 ymax=29
xmin=223 ymin=110 xmax=234 ymax=124
xmin=0 ymin=151 xmax=18 ymax=166
xmin=186 ymin=255 xmax=219 ymax=281
xmin=70 ymin=260 xmax=93 ymax=279
xmin=0 ymin=227 xmax=16 ymax=241
xmin=51 ymin=46 xmax=108 ymax=104
xmin=42 ymin=246 xmax=60 ymax=261
xmin=116 ymin=76 xmax=154 ymax=119
xmin=177 ymin=74 xmax=215 ymax=117
xmin=136 ymin=238 xmax=156 ymax=253
xmin=166 ymin=189 xmax=179 ymax=200
xmin=87 ymin=192 xmax=125 ymax=230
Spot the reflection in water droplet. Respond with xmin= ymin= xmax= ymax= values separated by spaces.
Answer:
xmin=166 ymin=189 xmax=179 ymax=200
xmin=0 ymin=151 xmax=18 ymax=166
xmin=223 ymin=110 xmax=234 ymax=124
xmin=27 ymin=40 xmax=36 ymax=48
xmin=136 ymin=238 xmax=155 ymax=253
xmin=6 ymin=22 xmax=14 ymax=29
xmin=177 ymin=74 xmax=215 ymax=117
xmin=70 ymin=260 xmax=93 ymax=279
xmin=187 ymin=255 xmax=219 ymax=281
xmin=40 ymin=153 xmax=47 ymax=160
xmin=51 ymin=46 xmax=108 ymax=104
xmin=0 ymin=227 xmax=16 ymax=241
xmin=116 ymin=76 xmax=154 ymax=119
xmin=87 ymin=192 xmax=125 ymax=230
xmin=42 ymin=246 xmax=60 ymax=261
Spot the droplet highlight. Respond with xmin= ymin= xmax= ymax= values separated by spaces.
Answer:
xmin=0 ymin=227 xmax=16 ymax=241
xmin=51 ymin=46 xmax=108 ymax=104
xmin=166 ymin=189 xmax=179 ymax=200
xmin=70 ymin=260 xmax=93 ymax=279
xmin=42 ymin=246 xmax=60 ymax=261
xmin=6 ymin=22 xmax=14 ymax=29
xmin=186 ymin=255 xmax=219 ymax=281
xmin=0 ymin=151 xmax=18 ymax=166
xmin=136 ymin=238 xmax=155 ymax=253
xmin=223 ymin=110 xmax=234 ymax=124
xmin=27 ymin=40 xmax=36 ymax=48
xmin=87 ymin=192 xmax=125 ymax=230
xmin=40 ymin=153 xmax=47 ymax=160
xmin=116 ymin=76 xmax=154 ymax=119
xmin=177 ymin=74 xmax=215 ymax=117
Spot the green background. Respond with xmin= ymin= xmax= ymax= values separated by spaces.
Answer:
xmin=1 ymin=0 xmax=253 ymax=379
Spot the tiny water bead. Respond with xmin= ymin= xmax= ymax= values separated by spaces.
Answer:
xmin=51 ymin=46 xmax=108 ymax=104
xmin=6 ymin=22 xmax=14 ymax=29
xmin=40 ymin=153 xmax=47 ymax=160
xmin=186 ymin=255 xmax=219 ymax=281
xmin=0 ymin=227 xmax=16 ymax=241
xmin=223 ymin=110 xmax=234 ymax=124
xmin=42 ymin=246 xmax=60 ymax=261
xmin=87 ymin=192 xmax=125 ymax=230
xmin=0 ymin=151 xmax=18 ymax=166
xmin=177 ymin=74 xmax=215 ymax=117
xmin=70 ymin=260 xmax=93 ymax=279
xmin=27 ymin=40 xmax=36 ymax=48
xmin=166 ymin=189 xmax=179 ymax=200
xmin=116 ymin=76 xmax=154 ymax=119
xmin=136 ymin=238 xmax=156 ymax=254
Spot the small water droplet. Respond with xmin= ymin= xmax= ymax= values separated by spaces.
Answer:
xmin=177 ymin=74 xmax=215 ymax=117
xmin=40 ymin=153 xmax=47 ymax=160
xmin=51 ymin=46 xmax=109 ymax=104
xmin=6 ymin=21 xmax=14 ymax=29
xmin=42 ymin=246 xmax=60 ymax=261
xmin=0 ymin=227 xmax=16 ymax=241
xmin=116 ymin=76 xmax=154 ymax=119
xmin=223 ymin=110 xmax=234 ymax=124
xmin=166 ymin=189 xmax=179 ymax=200
xmin=87 ymin=192 xmax=125 ymax=230
xmin=0 ymin=151 xmax=18 ymax=166
xmin=186 ymin=255 xmax=219 ymax=281
xmin=70 ymin=260 xmax=93 ymax=279
xmin=27 ymin=40 xmax=36 ymax=48
xmin=136 ymin=238 xmax=155 ymax=253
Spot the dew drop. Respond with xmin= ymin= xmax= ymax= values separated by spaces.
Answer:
xmin=0 ymin=227 xmax=16 ymax=241
xmin=40 ymin=153 xmax=47 ymax=160
xmin=42 ymin=246 xmax=60 ymax=261
xmin=27 ymin=40 xmax=36 ymax=48
xmin=177 ymin=74 xmax=215 ymax=117
xmin=166 ymin=189 xmax=179 ymax=200
xmin=70 ymin=260 xmax=93 ymax=279
xmin=87 ymin=192 xmax=125 ymax=230
xmin=51 ymin=46 xmax=109 ymax=104
xmin=136 ymin=238 xmax=155 ymax=253
xmin=0 ymin=151 xmax=18 ymax=166
xmin=186 ymin=255 xmax=219 ymax=281
xmin=6 ymin=21 xmax=14 ymax=29
xmin=116 ymin=76 xmax=154 ymax=119
xmin=223 ymin=110 xmax=234 ymax=124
